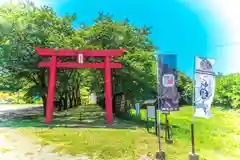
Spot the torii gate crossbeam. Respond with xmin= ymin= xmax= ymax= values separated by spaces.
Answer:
xmin=35 ymin=48 xmax=126 ymax=125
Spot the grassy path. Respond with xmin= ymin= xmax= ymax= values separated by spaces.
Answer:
xmin=0 ymin=128 xmax=89 ymax=160
xmin=0 ymin=106 xmax=90 ymax=160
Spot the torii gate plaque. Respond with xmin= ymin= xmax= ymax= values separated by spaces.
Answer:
xmin=35 ymin=48 xmax=126 ymax=125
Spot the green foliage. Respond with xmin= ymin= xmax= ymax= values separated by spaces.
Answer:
xmin=1 ymin=1 xmax=239 ymax=110
xmin=0 ymin=2 xmax=77 ymax=104
xmin=85 ymin=13 xmax=157 ymax=104
xmin=178 ymin=72 xmax=193 ymax=105
xmin=0 ymin=1 xmax=158 ymax=110
xmin=214 ymin=73 xmax=240 ymax=108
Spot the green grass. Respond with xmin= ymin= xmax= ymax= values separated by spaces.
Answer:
xmin=21 ymin=128 xmax=159 ymax=160
xmin=18 ymin=106 xmax=240 ymax=160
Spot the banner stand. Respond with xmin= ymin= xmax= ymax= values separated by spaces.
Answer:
xmin=189 ymin=56 xmax=199 ymax=160
xmin=189 ymin=56 xmax=216 ymax=160
xmin=155 ymin=55 xmax=166 ymax=160
xmin=189 ymin=122 xmax=199 ymax=160
xmin=145 ymin=100 xmax=158 ymax=134
xmin=156 ymin=108 xmax=166 ymax=160
xmin=155 ymin=106 xmax=158 ymax=136
xmin=164 ymin=112 xmax=173 ymax=144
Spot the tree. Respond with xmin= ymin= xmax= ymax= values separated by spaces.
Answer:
xmin=177 ymin=72 xmax=193 ymax=105
xmin=83 ymin=13 xmax=157 ymax=112
xmin=1 ymin=2 xmax=195 ymax=117
xmin=214 ymin=73 xmax=240 ymax=108
xmin=0 ymin=2 xmax=77 ymax=114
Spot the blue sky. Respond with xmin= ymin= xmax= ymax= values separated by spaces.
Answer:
xmin=53 ymin=0 xmax=220 ymax=78
xmin=6 ymin=0 xmax=240 ymax=77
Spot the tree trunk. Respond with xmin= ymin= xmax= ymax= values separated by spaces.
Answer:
xmin=63 ymin=93 xmax=68 ymax=110
xmin=42 ymin=95 xmax=47 ymax=116
xmin=76 ymin=83 xmax=81 ymax=105
xmin=39 ymin=70 xmax=48 ymax=117
xmin=69 ymin=95 xmax=73 ymax=108
xmin=59 ymin=96 xmax=64 ymax=111
xmin=73 ymin=91 xmax=77 ymax=107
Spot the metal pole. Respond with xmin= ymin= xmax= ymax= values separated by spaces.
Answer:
xmin=189 ymin=56 xmax=199 ymax=160
xmin=155 ymin=107 xmax=158 ymax=136
xmin=164 ymin=112 xmax=173 ymax=144
xmin=165 ymin=114 xmax=167 ymax=142
xmin=191 ymin=123 xmax=195 ymax=153
xmin=167 ymin=115 xmax=170 ymax=139
xmin=155 ymin=54 xmax=166 ymax=160
xmin=191 ymin=56 xmax=196 ymax=154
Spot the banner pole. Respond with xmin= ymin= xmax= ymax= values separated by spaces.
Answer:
xmin=189 ymin=56 xmax=199 ymax=160
xmin=165 ymin=113 xmax=167 ymax=142
xmin=165 ymin=112 xmax=173 ymax=144
xmin=155 ymin=54 xmax=166 ymax=160
xmin=191 ymin=56 xmax=196 ymax=153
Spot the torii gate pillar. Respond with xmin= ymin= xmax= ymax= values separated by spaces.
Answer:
xmin=104 ymin=56 xmax=113 ymax=124
xmin=46 ymin=55 xmax=57 ymax=123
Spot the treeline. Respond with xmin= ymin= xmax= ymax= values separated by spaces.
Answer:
xmin=0 ymin=2 xmax=239 ymax=114
xmin=213 ymin=73 xmax=240 ymax=108
xmin=0 ymin=2 xmax=156 ymax=115
xmin=177 ymin=72 xmax=240 ymax=109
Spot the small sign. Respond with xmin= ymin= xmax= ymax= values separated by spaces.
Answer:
xmin=135 ymin=103 xmax=140 ymax=116
xmin=89 ymin=92 xmax=97 ymax=104
xmin=162 ymin=74 xmax=175 ymax=87
xmin=147 ymin=106 xmax=156 ymax=118
xmin=78 ymin=54 xmax=83 ymax=64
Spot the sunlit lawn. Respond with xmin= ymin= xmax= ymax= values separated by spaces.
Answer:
xmin=17 ymin=106 xmax=240 ymax=160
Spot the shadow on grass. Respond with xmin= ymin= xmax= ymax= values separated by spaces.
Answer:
xmin=0 ymin=106 xmax=179 ymax=135
xmin=0 ymin=116 xmax=145 ymax=130
xmin=0 ymin=109 xmax=145 ymax=130
xmin=213 ymin=105 xmax=238 ymax=111
xmin=113 ymin=111 xmax=169 ymax=135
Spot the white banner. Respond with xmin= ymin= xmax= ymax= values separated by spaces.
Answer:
xmin=195 ymin=57 xmax=215 ymax=73
xmin=194 ymin=57 xmax=216 ymax=118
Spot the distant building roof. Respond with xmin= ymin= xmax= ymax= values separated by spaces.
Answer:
xmin=143 ymin=99 xmax=156 ymax=104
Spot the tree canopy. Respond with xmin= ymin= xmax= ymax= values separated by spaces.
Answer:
xmin=1 ymin=1 xmax=237 ymax=111
xmin=0 ymin=2 xmax=159 ymax=112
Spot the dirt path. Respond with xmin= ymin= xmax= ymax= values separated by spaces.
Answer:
xmin=0 ymin=128 xmax=89 ymax=160
xmin=0 ymin=106 xmax=89 ymax=160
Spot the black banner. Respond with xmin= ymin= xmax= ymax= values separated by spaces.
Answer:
xmin=158 ymin=54 xmax=179 ymax=112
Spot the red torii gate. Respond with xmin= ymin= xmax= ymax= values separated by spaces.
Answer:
xmin=35 ymin=48 xmax=126 ymax=125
